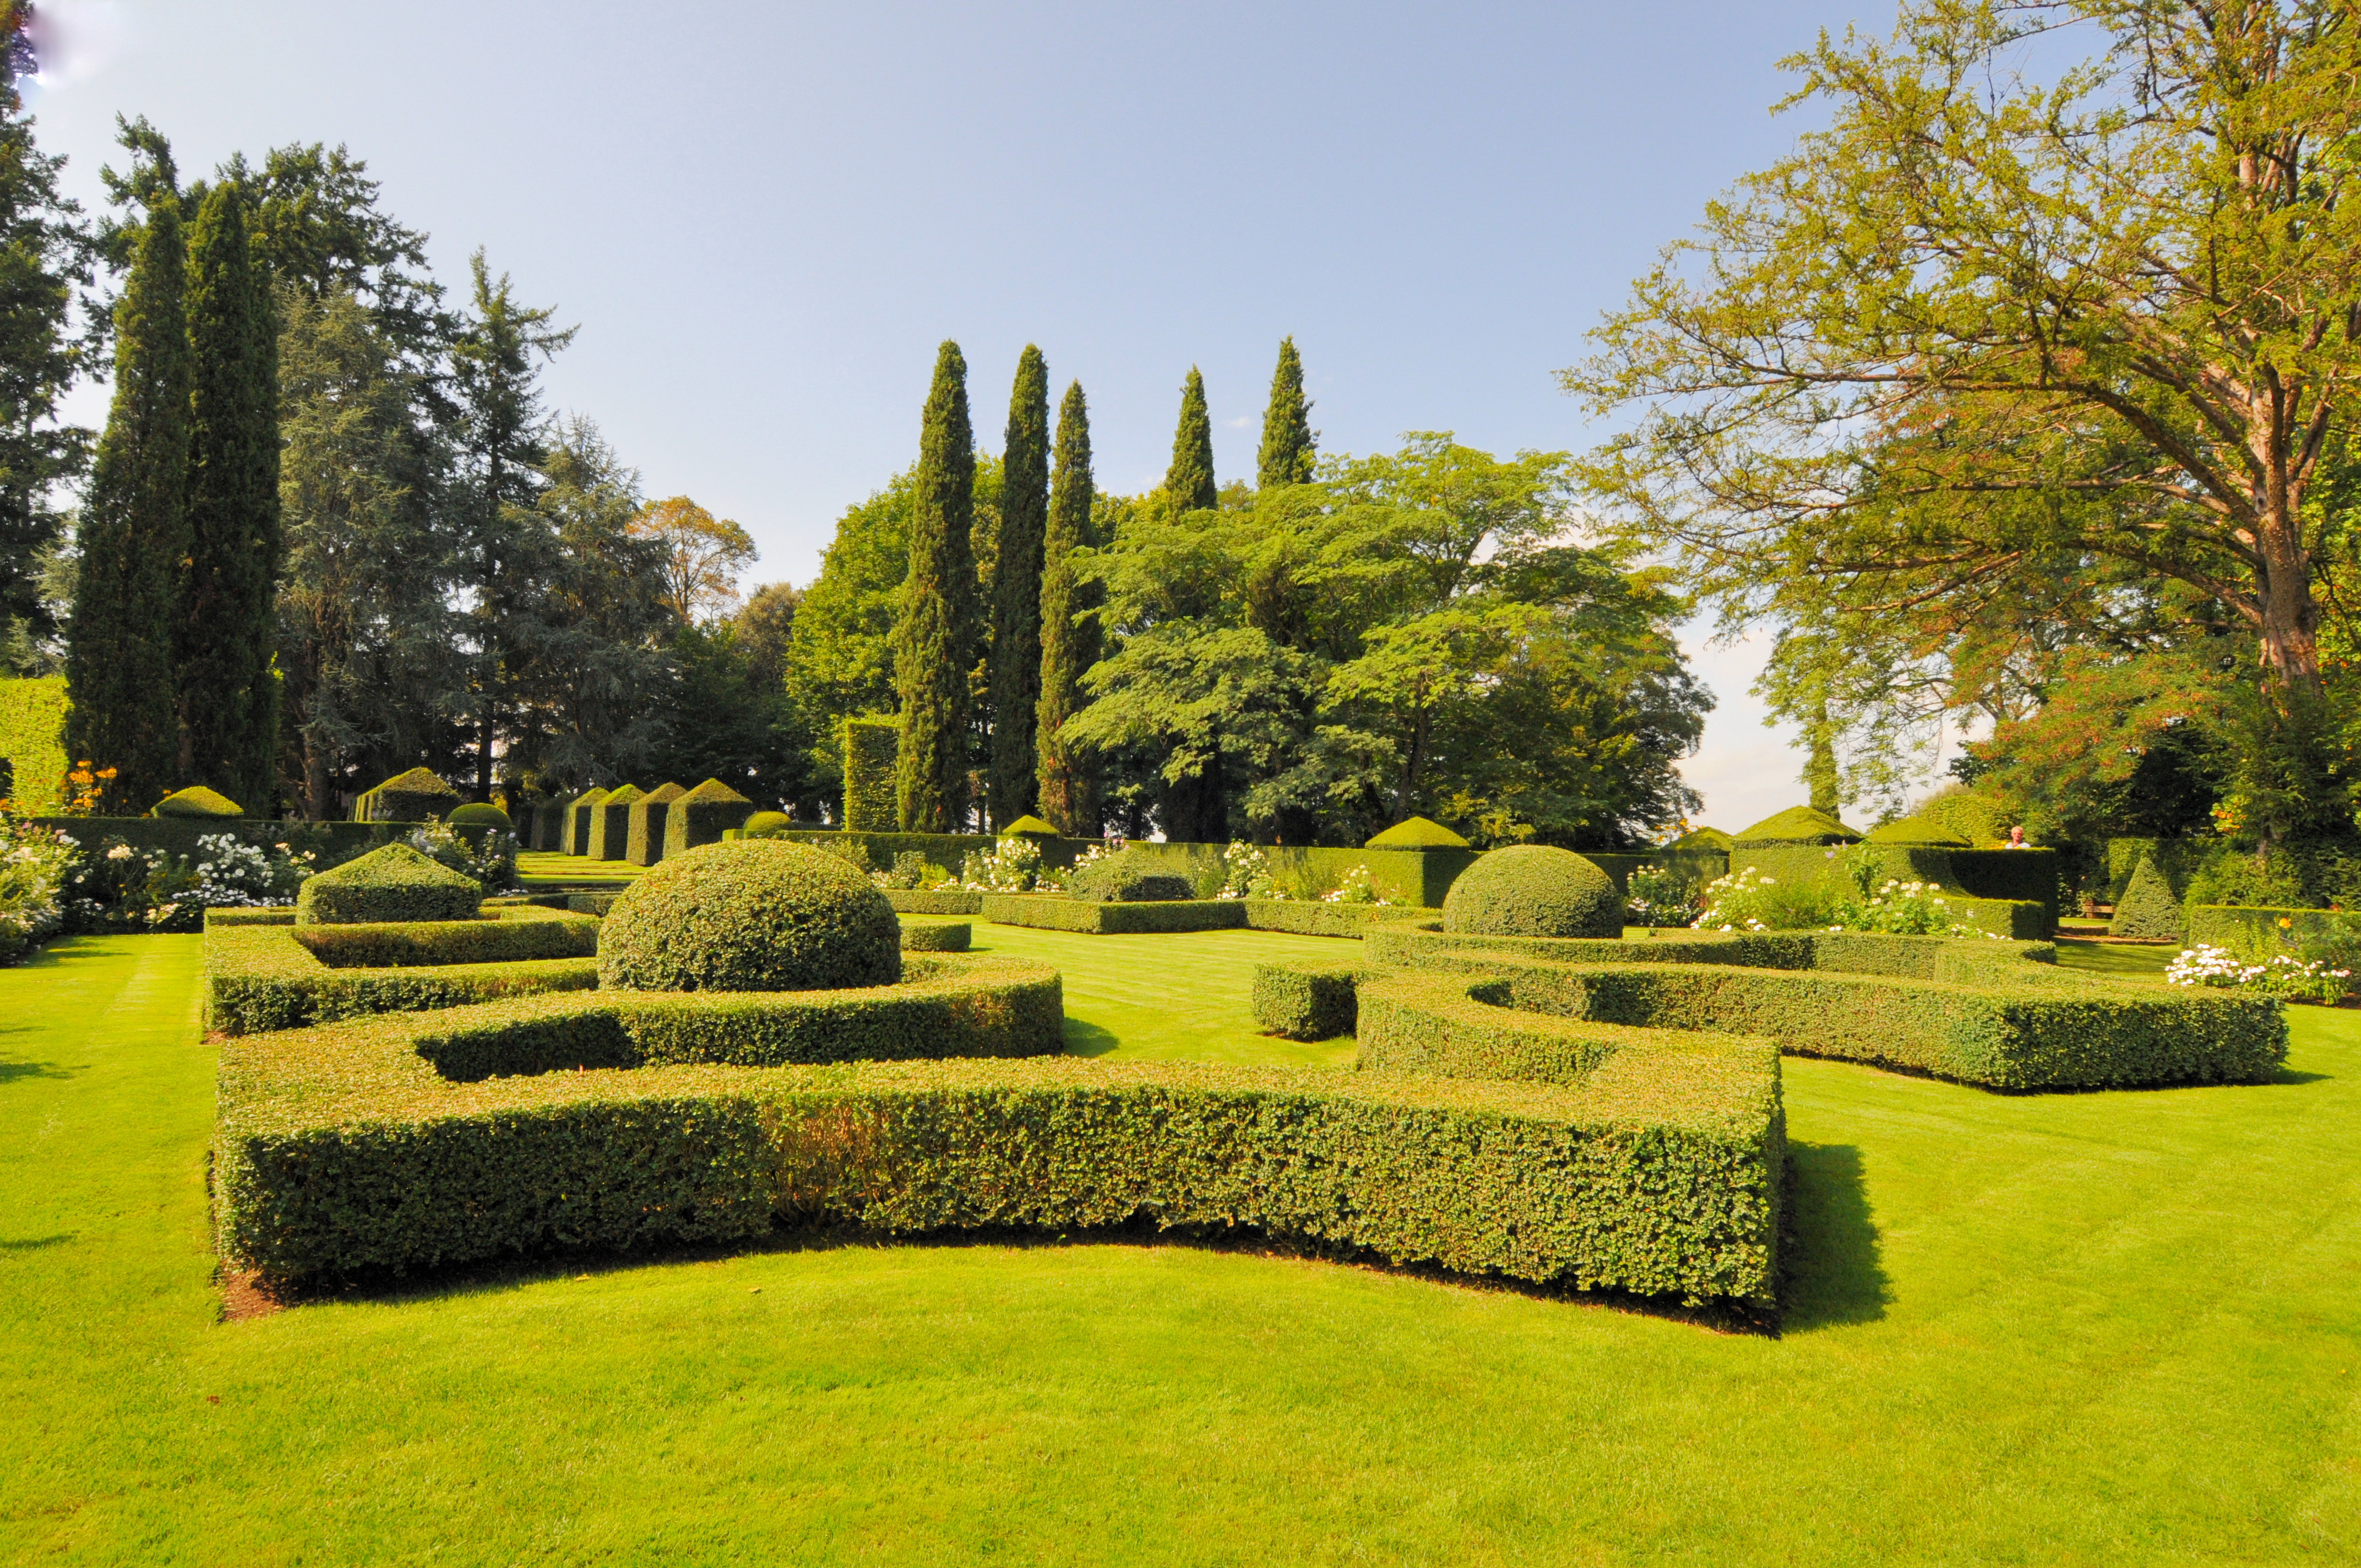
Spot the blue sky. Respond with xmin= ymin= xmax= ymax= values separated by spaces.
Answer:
xmin=28 ymin=0 xmax=1911 ymax=832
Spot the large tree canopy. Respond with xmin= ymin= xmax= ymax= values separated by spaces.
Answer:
xmin=1574 ymin=0 xmax=2361 ymax=728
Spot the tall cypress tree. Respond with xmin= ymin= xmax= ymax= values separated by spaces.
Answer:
xmin=179 ymin=180 xmax=281 ymax=808
xmin=65 ymin=154 xmax=189 ymax=811
xmin=1167 ymin=366 xmax=1216 ymax=512
xmin=894 ymin=340 xmax=978 ymax=831
xmin=988 ymin=344 xmax=1048 ymax=827
xmin=1035 ymin=379 xmax=1098 ymax=835
xmin=1255 ymin=336 xmax=1315 ymax=490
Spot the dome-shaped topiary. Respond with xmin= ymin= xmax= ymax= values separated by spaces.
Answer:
xmin=598 ymin=839 xmax=901 ymax=993
xmin=1067 ymin=848 xmax=1194 ymax=903
xmin=1667 ymin=826 xmax=1733 ymax=853
xmin=1731 ymin=805 xmax=1863 ymax=847
xmin=740 ymin=810 xmax=793 ymax=837
xmin=1442 ymin=845 xmax=1622 ymax=938
xmin=152 ymin=785 xmax=242 ymax=818
xmin=1365 ymin=815 xmax=1471 ymax=849
xmin=447 ymin=802 xmax=512 ymax=831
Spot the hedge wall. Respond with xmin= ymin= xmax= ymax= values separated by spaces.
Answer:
xmin=0 ymin=674 xmax=68 ymax=814
xmin=1252 ymin=962 xmax=1362 ymax=1039
xmin=564 ymin=788 xmax=609 ymax=856
xmin=589 ymin=786 xmax=643 ymax=861
xmin=843 ymin=717 xmax=899 ymax=831
xmin=1119 ymin=841 xmax=1477 ymax=908
xmin=900 ymin=921 xmax=972 ymax=952
xmin=206 ymin=934 xmax=600 ymax=1036
xmin=1581 ymin=851 xmax=1730 ymax=898
xmin=289 ymin=910 xmax=600 ymax=969
xmin=34 ymin=818 xmax=410 ymax=872
xmin=1348 ymin=928 xmax=2282 ymax=1090
xmin=1240 ymin=900 xmax=1437 ymax=939
xmin=215 ymin=1006 xmax=1782 ymax=1305
xmin=2185 ymin=904 xmax=2354 ymax=960
xmin=886 ymin=889 xmax=983 ymax=916
xmin=980 ymin=894 xmax=1248 ymax=934
xmin=1728 ymin=842 xmax=2058 ymax=931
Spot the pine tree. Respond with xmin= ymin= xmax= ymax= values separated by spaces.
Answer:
xmin=1255 ymin=336 xmax=1315 ymax=490
xmin=988 ymin=344 xmax=1048 ymax=827
xmin=179 ymin=179 xmax=281 ymax=808
xmin=65 ymin=144 xmax=189 ymax=811
xmin=894 ymin=339 xmax=978 ymax=831
xmin=1167 ymin=366 xmax=1216 ymax=512
xmin=1035 ymin=379 xmax=1098 ymax=834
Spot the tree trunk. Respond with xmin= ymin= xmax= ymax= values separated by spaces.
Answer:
xmin=475 ymin=695 xmax=496 ymax=802
xmin=2254 ymin=497 xmax=2321 ymax=691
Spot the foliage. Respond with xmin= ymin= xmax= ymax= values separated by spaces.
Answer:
xmin=64 ymin=129 xmax=187 ymax=813
xmin=297 ymin=841 xmax=480 ymax=925
xmin=2165 ymin=944 xmax=2350 ymax=1008
xmin=1442 ymin=845 xmax=1620 ymax=939
xmin=178 ymin=178 xmax=281 ymax=812
xmin=0 ymin=673 xmax=66 ymax=810
xmin=900 ymin=920 xmax=971 ymax=952
xmin=1690 ymin=868 xmax=1838 ymax=934
xmin=447 ymin=802 xmax=509 ymax=830
xmin=1219 ymin=840 xmax=1283 ymax=900
xmin=841 ymin=715 xmax=898 ymax=831
xmin=1256 ymin=337 xmax=1316 ymax=492
xmin=959 ymin=835 xmax=1044 ymax=893
xmin=1364 ymin=815 xmax=1468 ymax=849
xmin=894 ymin=341 xmax=980 ymax=833
xmin=630 ymin=495 xmax=754 ymax=623
xmin=0 ymin=810 xmax=70 ymax=960
xmin=990 ymin=345 xmax=1049 ymax=827
xmin=664 ymin=776 xmax=755 ymax=857
xmin=1730 ymin=805 xmax=1860 ymax=847
xmin=1036 ymin=380 xmax=1101 ymax=834
xmin=355 ymin=765 xmax=460 ymax=823
xmin=1166 ymin=366 xmax=1217 ymax=514
xmin=2109 ymin=857 xmax=2185 ymax=942
xmin=1864 ymin=817 xmax=1968 ymax=847
xmin=597 ymin=840 xmax=901 ymax=994
xmin=1624 ymin=863 xmax=1704 ymax=928
xmin=1066 ymin=847 xmax=1194 ymax=904
xmin=406 ymin=817 xmax=518 ymax=890
xmin=1319 ymin=865 xmax=1388 ymax=906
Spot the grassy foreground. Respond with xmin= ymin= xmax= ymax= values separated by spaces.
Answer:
xmin=3 ymin=929 xmax=2357 ymax=1565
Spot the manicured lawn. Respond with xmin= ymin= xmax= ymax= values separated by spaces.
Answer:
xmin=514 ymin=849 xmax=646 ymax=887
xmin=6 ymin=929 xmax=2358 ymax=1563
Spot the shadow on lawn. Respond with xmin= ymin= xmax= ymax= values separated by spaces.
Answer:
xmin=1780 ymin=1142 xmax=1889 ymax=1331
xmin=1061 ymin=1018 xmax=1120 ymax=1057
xmin=0 ymin=1057 xmax=77 ymax=1084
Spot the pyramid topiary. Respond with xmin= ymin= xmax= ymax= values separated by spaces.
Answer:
xmin=296 ymin=842 xmax=481 ymax=925
xmin=151 ymin=785 xmax=242 ymax=818
xmin=1731 ymin=804 xmax=1863 ymax=847
xmin=355 ymin=766 xmax=461 ymax=824
xmin=997 ymin=813 xmax=1059 ymax=839
xmin=1864 ymin=816 xmax=1970 ymax=846
xmin=625 ymin=781 xmax=687 ymax=867
xmin=589 ymin=784 xmax=643 ymax=861
xmin=563 ymin=787 xmax=610 ymax=856
xmin=1366 ymin=815 xmax=1471 ymax=849
xmin=665 ymin=777 xmax=758 ymax=857
xmin=599 ymin=840 xmax=900 ymax=993
xmin=2108 ymin=856 xmax=2185 ymax=941
xmin=1443 ymin=846 xmax=1620 ymax=938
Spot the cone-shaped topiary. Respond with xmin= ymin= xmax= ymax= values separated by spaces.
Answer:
xmin=448 ymin=802 xmax=512 ymax=831
xmin=356 ymin=766 xmax=462 ymax=824
xmin=151 ymin=785 xmax=242 ymax=818
xmin=597 ymin=839 xmax=901 ymax=993
xmin=666 ymin=777 xmax=757 ymax=857
xmin=997 ymin=814 xmax=1059 ymax=839
xmin=296 ymin=842 xmax=481 ymax=925
xmin=1365 ymin=816 xmax=1470 ymax=849
xmin=1864 ymin=816 xmax=1970 ymax=846
xmin=1731 ymin=804 xmax=1863 ymax=847
xmin=1067 ymin=848 xmax=1194 ymax=903
xmin=1668 ymin=826 xmax=1734 ymax=853
xmin=2108 ymin=856 xmax=2184 ymax=941
xmin=1443 ymin=846 xmax=1621 ymax=938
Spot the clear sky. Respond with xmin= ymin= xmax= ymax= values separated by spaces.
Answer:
xmin=25 ymin=0 xmax=1915 ymax=834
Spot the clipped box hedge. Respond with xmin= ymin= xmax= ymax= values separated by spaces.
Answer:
xmin=589 ymin=785 xmax=643 ymax=861
xmin=205 ymin=906 xmax=297 ymax=929
xmin=354 ymin=766 xmax=462 ymax=824
xmin=901 ymin=921 xmax=972 ymax=952
xmin=624 ymin=782 xmax=686 ymax=867
xmin=842 ymin=716 xmax=899 ymax=831
xmin=564 ymin=788 xmax=610 ymax=856
xmin=1253 ymin=962 xmax=1362 ymax=1039
xmin=295 ymin=843 xmax=483 ymax=925
xmin=885 ymin=888 xmax=983 ymax=916
xmin=981 ymin=894 xmax=1248 ymax=934
xmin=215 ymin=1000 xmax=1781 ymax=1306
xmin=665 ymin=777 xmax=756 ymax=856
xmin=206 ymin=908 xmax=603 ymax=1035
xmin=2185 ymin=903 xmax=2352 ymax=960
xmin=1337 ymin=928 xmax=2284 ymax=1090
xmin=1241 ymin=900 xmax=1436 ymax=939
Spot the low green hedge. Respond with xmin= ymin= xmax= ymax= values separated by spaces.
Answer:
xmin=981 ymin=894 xmax=1247 ymax=934
xmin=1240 ymin=900 xmax=1437 ymax=938
xmin=290 ymin=911 xmax=600 ymax=970
xmin=1348 ymin=928 xmax=2282 ymax=1090
xmin=2185 ymin=903 xmax=2355 ymax=960
xmin=214 ymin=1000 xmax=1781 ymax=1305
xmin=295 ymin=842 xmax=482 ymax=925
xmin=1252 ymin=962 xmax=1361 ymax=1039
xmin=886 ymin=888 xmax=982 ymax=916
xmin=901 ymin=921 xmax=972 ymax=952
xmin=567 ymin=891 xmax=622 ymax=917
xmin=205 ymin=907 xmax=296 ymax=929
xmin=206 ymin=907 xmax=605 ymax=1034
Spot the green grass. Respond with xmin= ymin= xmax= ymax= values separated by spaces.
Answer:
xmin=515 ymin=849 xmax=647 ymax=888
xmin=6 ymin=929 xmax=2360 ymax=1563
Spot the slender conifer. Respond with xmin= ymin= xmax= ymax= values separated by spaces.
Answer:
xmin=1035 ymin=380 xmax=1098 ymax=834
xmin=65 ymin=177 xmax=189 ymax=810
xmin=894 ymin=340 xmax=978 ymax=831
xmin=1255 ymin=336 xmax=1316 ymax=489
xmin=1167 ymin=366 xmax=1216 ymax=511
xmin=179 ymin=179 xmax=281 ymax=807
xmin=988 ymin=344 xmax=1048 ymax=826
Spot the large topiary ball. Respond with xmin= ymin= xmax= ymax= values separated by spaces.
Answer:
xmin=1443 ymin=846 xmax=1621 ymax=938
xmin=598 ymin=839 xmax=901 ymax=993
xmin=447 ymin=802 xmax=513 ymax=831
xmin=1066 ymin=848 xmax=1194 ymax=903
xmin=740 ymin=810 xmax=793 ymax=838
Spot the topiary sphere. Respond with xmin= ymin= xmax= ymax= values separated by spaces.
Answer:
xmin=741 ymin=810 xmax=793 ymax=837
xmin=448 ymin=802 xmax=512 ymax=831
xmin=1443 ymin=846 xmax=1621 ymax=939
xmin=598 ymin=839 xmax=901 ymax=993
